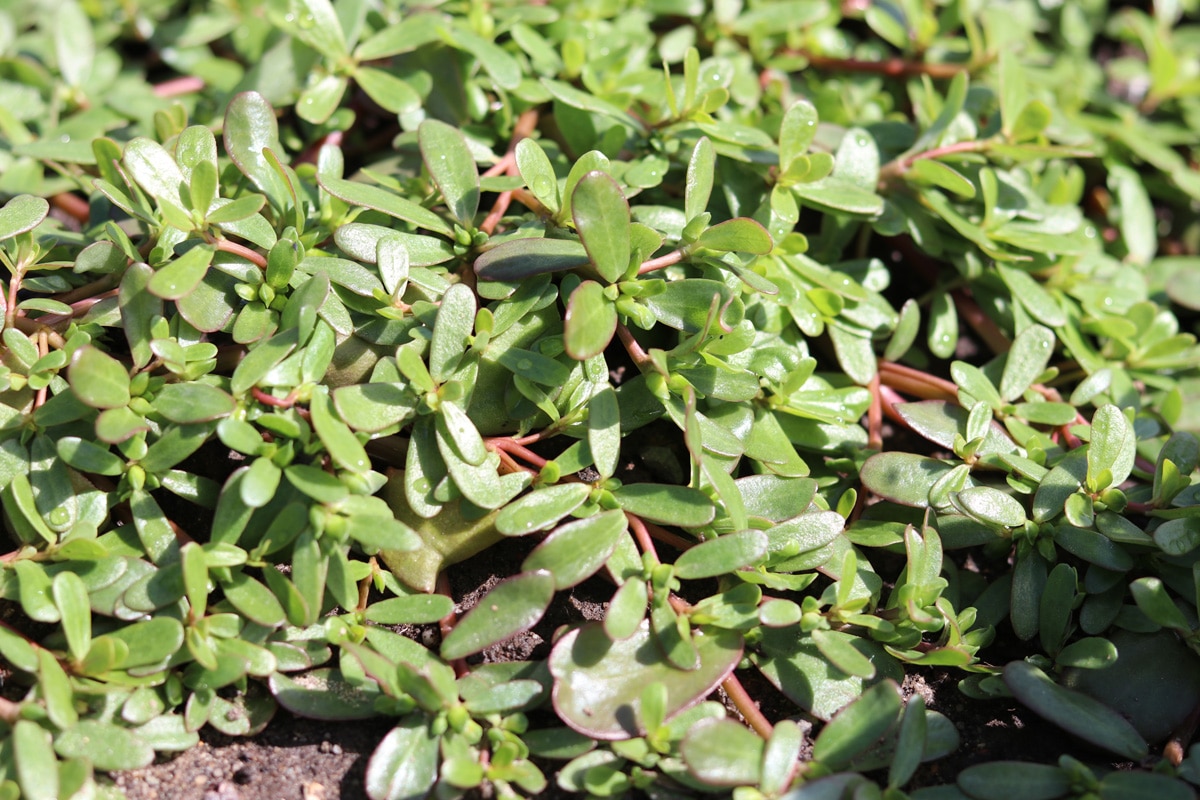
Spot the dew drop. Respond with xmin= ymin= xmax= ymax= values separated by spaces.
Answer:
xmin=517 ymin=358 xmax=533 ymax=371
xmin=49 ymin=507 xmax=70 ymax=526
xmin=59 ymin=134 xmax=71 ymax=143
xmin=533 ymin=176 xmax=554 ymax=197
xmin=413 ymin=477 xmax=431 ymax=492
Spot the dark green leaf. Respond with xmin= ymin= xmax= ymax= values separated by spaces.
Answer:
xmin=572 ymin=171 xmax=631 ymax=284
xmin=0 ymin=195 xmax=49 ymax=240
xmin=550 ymin=621 xmax=742 ymax=738
xmin=418 ymin=119 xmax=480 ymax=226
xmin=522 ymin=510 xmax=627 ymax=589
xmin=1003 ymin=661 xmax=1147 ymax=760
xmin=440 ymin=570 xmax=556 ymax=660
xmin=564 ymin=280 xmax=617 ymax=360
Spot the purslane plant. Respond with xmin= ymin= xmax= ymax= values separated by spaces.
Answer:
xmin=0 ymin=0 xmax=1198 ymax=799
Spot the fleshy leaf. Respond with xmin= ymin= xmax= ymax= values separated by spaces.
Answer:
xmin=1003 ymin=661 xmax=1148 ymax=760
xmin=564 ymin=280 xmax=617 ymax=360
xmin=418 ymin=119 xmax=480 ymax=226
xmin=572 ymin=171 xmax=631 ymax=284
xmin=550 ymin=621 xmax=743 ymax=739
xmin=440 ymin=570 xmax=556 ymax=660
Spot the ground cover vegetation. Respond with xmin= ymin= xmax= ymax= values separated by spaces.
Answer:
xmin=0 ymin=0 xmax=1199 ymax=797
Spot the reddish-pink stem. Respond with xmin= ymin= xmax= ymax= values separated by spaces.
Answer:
xmin=722 ymin=672 xmax=774 ymax=739
xmin=626 ymin=512 xmax=660 ymax=566
xmin=153 ymin=76 xmax=206 ymax=98
xmin=638 ymin=249 xmax=686 ymax=275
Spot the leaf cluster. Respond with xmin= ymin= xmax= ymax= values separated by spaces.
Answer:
xmin=0 ymin=1 xmax=1198 ymax=799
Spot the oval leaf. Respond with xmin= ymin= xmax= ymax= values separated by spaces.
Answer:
xmin=440 ymin=570 xmax=556 ymax=661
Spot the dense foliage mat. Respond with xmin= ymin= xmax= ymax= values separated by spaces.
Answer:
xmin=0 ymin=0 xmax=1199 ymax=798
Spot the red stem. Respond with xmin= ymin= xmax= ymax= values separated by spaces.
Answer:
xmin=50 ymin=192 xmax=90 ymax=224
xmin=638 ymin=249 xmax=686 ymax=275
xmin=213 ymin=238 xmax=267 ymax=269
xmin=877 ymin=361 xmax=959 ymax=402
xmin=867 ymin=372 xmax=883 ymax=450
xmin=722 ymin=672 xmax=774 ymax=739
xmin=626 ymin=512 xmax=660 ymax=566
xmin=435 ymin=573 xmax=469 ymax=678
xmin=796 ymin=50 xmax=966 ymax=80
xmin=153 ymin=76 xmax=206 ymax=98
xmin=616 ymin=323 xmax=651 ymax=369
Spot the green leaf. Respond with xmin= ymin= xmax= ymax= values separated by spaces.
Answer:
xmin=780 ymin=100 xmax=818 ymax=168
xmin=52 ymin=571 xmax=91 ymax=663
xmin=354 ymin=67 xmax=421 ymax=115
xmin=612 ymin=483 xmax=715 ymax=528
xmin=888 ymin=696 xmax=927 ymax=789
xmin=365 ymin=715 xmax=439 ymax=800
xmin=334 ymin=224 xmax=456 ymax=267
xmin=952 ymin=486 xmax=1027 ymax=529
xmin=0 ymin=195 xmax=49 ymax=240
xmin=429 ymin=282 xmax=476 ymax=383
xmin=36 ymin=647 xmax=75 ymax=732
xmin=522 ymin=510 xmax=627 ymax=589
xmin=14 ymin=560 xmax=60 ymax=623
xmin=685 ymin=137 xmax=715 ymax=222
xmin=1003 ymin=661 xmax=1148 ymax=760
xmin=1098 ymin=771 xmax=1195 ymax=800
xmin=1056 ymin=637 xmax=1118 ymax=670
xmin=674 ymin=530 xmax=767 ymax=580
xmin=681 ymin=718 xmax=764 ymax=787
xmin=792 ymin=178 xmax=884 ymax=216
xmin=860 ymin=452 xmax=974 ymax=508
xmin=550 ymin=621 xmax=742 ymax=738
xmin=998 ymin=265 xmax=1066 ymax=327
xmin=224 ymin=92 xmax=291 ymax=209
xmin=572 ymin=171 xmax=631 ymax=284
xmin=496 ymin=483 xmax=592 ymax=536
xmin=55 ymin=437 xmax=124 ymax=476
xmin=475 ymin=237 xmax=591 ymax=281
xmin=440 ymin=570 xmax=556 ymax=660
xmin=418 ymin=119 xmax=480 ymax=226
xmin=365 ymin=594 xmax=454 ymax=625
xmin=222 ymin=571 xmax=287 ymax=627
xmin=1087 ymin=405 xmax=1135 ymax=491
xmin=69 ymin=346 xmax=130 ymax=409
xmin=309 ymin=385 xmax=370 ymax=473
xmin=123 ymin=137 xmax=186 ymax=211
xmin=441 ymin=23 xmax=521 ymax=90
xmin=516 ymin=138 xmax=560 ymax=215
xmin=588 ymin=387 xmax=621 ymax=480
xmin=270 ymin=668 xmax=382 ymax=721
xmin=999 ymin=324 xmax=1055 ymax=402
xmin=564 ymin=280 xmax=617 ymax=360
xmin=319 ymin=176 xmax=454 ymax=238
xmin=958 ymin=762 xmax=1069 ymax=800
xmin=14 ymin=720 xmax=57 ymax=800
xmin=812 ymin=680 xmax=903 ymax=769
xmin=695 ymin=218 xmax=773 ymax=254
xmin=1130 ymin=577 xmax=1191 ymax=631
xmin=55 ymin=720 xmax=154 ymax=771
xmin=297 ymin=73 xmax=348 ymax=124
xmin=269 ymin=0 xmax=347 ymax=58
xmin=154 ymin=383 xmax=235 ymax=423
xmin=1107 ymin=163 xmax=1156 ymax=265
xmin=436 ymin=401 xmax=488 ymax=467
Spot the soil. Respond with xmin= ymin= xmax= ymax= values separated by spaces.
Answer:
xmin=107 ymin=534 xmax=1139 ymax=800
